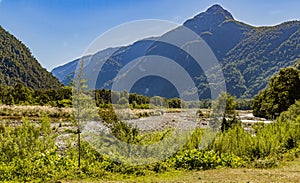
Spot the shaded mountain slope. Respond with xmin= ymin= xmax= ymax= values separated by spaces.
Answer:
xmin=52 ymin=4 xmax=300 ymax=98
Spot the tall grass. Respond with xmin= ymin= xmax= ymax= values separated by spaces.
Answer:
xmin=212 ymin=121 xmax=300 ymax=159
xmin=211 ymin=102 xmax=300 ymax=167
xmin=0 ymin=104 xmax=73 ymax=119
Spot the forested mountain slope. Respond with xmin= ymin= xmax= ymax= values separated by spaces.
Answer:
xmin=0 ymin=26 xmax=62 ymax=89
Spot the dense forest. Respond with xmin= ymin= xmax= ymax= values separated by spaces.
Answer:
xmin=0 ymin=26 xmax=62 ymax=89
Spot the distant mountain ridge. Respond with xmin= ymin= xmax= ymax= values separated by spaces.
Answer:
xmin=52 ymin=4 xmax=300 ymax=98
xmin=0 ymin=26 xmax=62 ymax=89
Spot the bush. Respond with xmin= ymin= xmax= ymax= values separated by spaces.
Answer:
xmin=0 ymin=117 xmax=77 ymax=181
xmin=173 ymin=149 xmax=245 ymax=170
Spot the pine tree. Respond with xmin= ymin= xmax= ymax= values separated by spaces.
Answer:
xmin=72 ymin=59 xmax=98 ymax=171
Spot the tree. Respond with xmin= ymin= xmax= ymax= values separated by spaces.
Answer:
xmin=12 ymin=83 xmax=33 ymax=105
xmin=277 ymin=100 xmax=300 ymax=123
xmin=167 ymin=98 xmax=181 ymax=108
xmin=212 ymin=92 xmax=240 ymax=132
xmin=151 ymin=96 xmax=167 ymax=108
xmin=72 ymin=59 xmax=98 ymax=171
xmin=253 ymin=67 xmax=300 ymax=119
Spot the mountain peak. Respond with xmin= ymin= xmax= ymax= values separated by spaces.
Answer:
xmin=183 ymin=4 xmax=234 ymax=33
xmin=205 ymin=4 xmax=234 ymax=20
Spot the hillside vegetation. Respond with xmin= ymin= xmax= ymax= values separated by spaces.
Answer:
xmin=0 ymin=26 xmax=62 ymax=89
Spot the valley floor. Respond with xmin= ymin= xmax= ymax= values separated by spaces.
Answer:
xmin=1 ymin=106 xmax=297 ymax=183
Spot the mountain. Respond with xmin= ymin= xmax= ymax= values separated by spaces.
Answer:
xmin=0 ymin=26 xmax=62 ymax=89
xmin=52 ymin=4 xmax=300 ymax=99
xmin=183 ymin=4 xmax=253 ymax=59
xmin=223 ymin=21 xmax=300 ymax=97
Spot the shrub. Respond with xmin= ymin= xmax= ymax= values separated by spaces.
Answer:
xmin=173 ymin=149 xmax=245 ymax=170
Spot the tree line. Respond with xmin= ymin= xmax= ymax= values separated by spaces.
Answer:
xmin=0 ymin=84 xmax=186 ymax=109
xmin=0 ymin=82 xmax=254 ymax=110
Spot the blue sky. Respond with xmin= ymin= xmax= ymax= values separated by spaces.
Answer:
xmin=0 ymin=0 xmax=300 ymax=71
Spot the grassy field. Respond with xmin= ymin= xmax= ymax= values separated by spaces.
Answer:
xmin=63 ymin=158 xmax=300 ymax=183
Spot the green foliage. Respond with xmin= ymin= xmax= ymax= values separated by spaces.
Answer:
xmin=129 ymin=93 xmax=150 ymax=106
xmin=173 ymin=149 xmax=245 ymax=170
xmin=0 ymin=81 xmax=299 ymax=181
xmin=150 ymin=96 xmax=166 ymax=107
xmin=0 ymin=84 xmax=73 ymax=107
xmin=98 ymin=106 xmax=119 ymax=124
xmin=0 ymin=117 xmax=74 ymax=181
xmin=277 ymin=100 xmax=300 ymax=122
xmin=213 ymin=119 xmax=300 ymax=164
xmin=0 ymin=118 xmax=54 ymax=163
xmin=0 ymin=83 xmax=214 ymax=111
xmin=111 ymin=121 xmax=139 ymax=143
xmin=236 ymin=98 xmax=252 ymax=110
xmin=253 ymin=67 xmax=300 ymax=119
xmin=167 ymin=98 xmax=182 ymax=108
xmin=183 ymin=127 xmax=204 ymax=150
xmin=212 ymin=92 xmax=241 ymax=132
xmin=0 ymin=26 xmax=62 ymax=89
xmin=213 ymin=92 xmax=237 ymax=116
xmin=213 ymin=125 xmax=254 ymax=159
